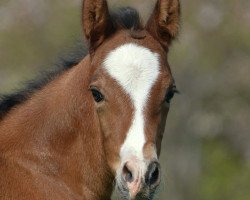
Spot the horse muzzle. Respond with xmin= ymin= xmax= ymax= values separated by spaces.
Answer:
xmin=116 ymin=158 xmax=161 ymax=199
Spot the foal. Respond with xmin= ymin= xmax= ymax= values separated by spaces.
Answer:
xmin=0 ymin=0 xmax=181 ymax=199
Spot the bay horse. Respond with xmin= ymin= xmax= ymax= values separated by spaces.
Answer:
xmin=0 ymin=0 xmax=180 ymax=199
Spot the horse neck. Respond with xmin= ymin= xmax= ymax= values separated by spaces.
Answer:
xmin=0 ymin=55 xmax=113 ymax=199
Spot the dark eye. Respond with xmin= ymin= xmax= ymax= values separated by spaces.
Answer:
xmin=165 ymin=86 xmax=178 ymax=103
xmin=91 ymin=88 xmax=104 ymax=103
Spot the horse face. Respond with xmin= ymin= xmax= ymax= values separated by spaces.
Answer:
xmin=83 ymin=0 xmax=180 ymax=199
xmin=89 ymin=31 xmax=176 ymax=199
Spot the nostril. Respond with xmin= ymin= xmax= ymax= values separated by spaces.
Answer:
xmin=150 ymin=165 xmax=159 ymax=185
xmin=122 ymin=163 xmax=134 ymax=183
xmin=145 ymin=162 xmax=160 ymax=187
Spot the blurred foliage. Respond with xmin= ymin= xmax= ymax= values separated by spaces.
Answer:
xmin=0 ymin=0 xmax=250 ymax=200
xmin=199 ymin=138 xmax=250 ymax=200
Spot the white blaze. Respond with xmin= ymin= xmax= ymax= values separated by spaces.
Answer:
xmin=103 ymin=43 xmax=160 ymax=161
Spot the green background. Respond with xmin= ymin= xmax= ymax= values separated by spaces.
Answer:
xmin=0 ymin=0 xmax=250 ymax=199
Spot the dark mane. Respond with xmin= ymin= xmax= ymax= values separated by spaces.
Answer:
xmin=0 ymin=7 xmax=142 ymax=120
xmin=110 ymin=7 xmax=142 ymax=30
xmin=0 ymin=44 xmax=87 ymax=119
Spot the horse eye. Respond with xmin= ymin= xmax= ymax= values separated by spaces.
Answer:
xmin=91 ymin=88 xmax=104 ymax=103
xmin=165 ymin=90 xmax=174 ymax=103
xmin=165 ymin=86 xmax=178 ymax=104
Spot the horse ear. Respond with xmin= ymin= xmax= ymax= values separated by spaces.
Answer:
xmin=82 ymin=0 xmax=113 ymax=52
xmin=146 ymin=0 xmax=181 ymax=49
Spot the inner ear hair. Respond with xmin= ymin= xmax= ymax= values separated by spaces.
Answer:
xmin=159 ymin=0 xmax=180 ymax=39
xmin=146 ymin=0 xmax=181 ymax=49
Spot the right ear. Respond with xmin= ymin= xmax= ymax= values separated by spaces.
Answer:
xmin=82 ymin=0 xmax=113 ymax=52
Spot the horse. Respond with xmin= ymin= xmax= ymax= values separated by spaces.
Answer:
xmin=0 ymin=0 xmax=181 ymax=199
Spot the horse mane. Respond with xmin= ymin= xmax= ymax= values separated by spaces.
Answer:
xmin=0 ymin=7 xmax=142 ymax=119
xmin=0 ymin=44 xmax=87 ymax=119
xmin=111 ymin=7 xmax=142 ymax=30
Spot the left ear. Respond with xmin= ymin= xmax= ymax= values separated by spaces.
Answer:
xmin=82 ymin=0 xmax=113 ymax=52
xmin=146 ymin=0 xmax=181 ymax=49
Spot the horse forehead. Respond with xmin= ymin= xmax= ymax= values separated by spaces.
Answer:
xmin=103 ymin=43 xmax=160 ymax=105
